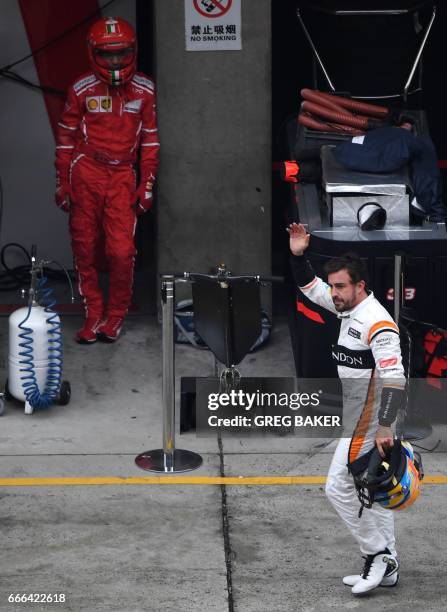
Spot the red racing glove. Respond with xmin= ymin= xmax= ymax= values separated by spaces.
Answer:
xmin=55 ymin=175 xmax=75 ymax=213
xmin=133 ymin=178 xmax=154 ymax=215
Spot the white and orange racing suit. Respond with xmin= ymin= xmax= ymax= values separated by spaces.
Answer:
xmin=291 ymin=255 xmax=406 ymax=556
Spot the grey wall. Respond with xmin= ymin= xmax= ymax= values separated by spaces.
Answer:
xmin=0 ymin=0 xmax=70 ymax=267
xmin=155 ymin=1 xmax=272 ymax=291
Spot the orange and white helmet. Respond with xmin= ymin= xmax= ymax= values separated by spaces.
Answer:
xmin=87 ymin=17 xmax=136 ymax=85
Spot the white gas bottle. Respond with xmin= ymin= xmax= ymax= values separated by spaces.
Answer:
xmin=8 ymin=305 xmax=60 ymax=404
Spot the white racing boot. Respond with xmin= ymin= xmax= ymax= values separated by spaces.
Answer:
xmin=348 ymin=550 xmax=398 ymax=595
xmin=343 ymin=553 xmax=399 ymax=588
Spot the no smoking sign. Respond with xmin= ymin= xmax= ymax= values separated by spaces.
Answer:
xmin=193 ymin=0 xmax=232 ymax=19
xmin=185 ymin=0 xmax=241 ymax=51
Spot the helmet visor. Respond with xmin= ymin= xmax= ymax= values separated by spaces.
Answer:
xmin=94 ymin=46 xmax=134 ymax=70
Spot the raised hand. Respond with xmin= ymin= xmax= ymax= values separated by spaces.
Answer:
xmin=286 ymin=223 xmax=310 ymax=256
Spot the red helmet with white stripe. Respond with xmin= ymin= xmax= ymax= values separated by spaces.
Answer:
xmin=87 ymin=17 xmax=136 ymax=85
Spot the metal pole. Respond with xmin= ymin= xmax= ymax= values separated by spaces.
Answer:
xmin=403 ymin=6 xmax=436 ymax=103
xmin=135 ymin=276 xmax=203 ymax=473
xmin=296 ymin=9 xmax=336 ymax=93
xmin=394 ymin=254 xmax=403 ymax=324
xmin=162 ymin=278 xmax=175 ymax=470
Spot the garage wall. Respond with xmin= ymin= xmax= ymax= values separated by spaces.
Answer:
xmin=0 ymin=0 xmax=136 ymax=269
xmin=154 ymin=0 xmax=272 ymax=296
xmin=1 ymin=0 xmax=272 ymax=299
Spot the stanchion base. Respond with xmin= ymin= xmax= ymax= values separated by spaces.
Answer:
xmin=135 ymin=449 xmax=203 ymax=473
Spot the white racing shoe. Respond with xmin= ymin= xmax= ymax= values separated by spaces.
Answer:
xmin=343 ymin=554 xmax=399 ymax=588
xmin=345 ymin=550 xmax=398 ymax=595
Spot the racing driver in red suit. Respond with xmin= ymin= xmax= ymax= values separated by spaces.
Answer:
xmin=55 ymin=17 xmax=159 ymax=343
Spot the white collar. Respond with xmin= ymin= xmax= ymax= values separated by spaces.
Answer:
xmin=337 ymin=291 xmax=374 ymax=319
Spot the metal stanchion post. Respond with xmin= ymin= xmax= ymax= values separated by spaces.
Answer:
xmin=162 ymin=276 xmax=175 ymax=470
xmin=135 ymin=276 xmax=203 ymax=473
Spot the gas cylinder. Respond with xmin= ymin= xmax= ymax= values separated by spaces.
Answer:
xmin=8 ymin=305 xmax=62 ymax=414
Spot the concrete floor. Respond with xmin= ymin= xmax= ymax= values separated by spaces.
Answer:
xmin=0 ymin=312 xmax=446 ymax=612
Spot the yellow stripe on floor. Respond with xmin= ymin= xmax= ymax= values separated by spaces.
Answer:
xmin=0 ymin=475 xmax=446 ymax=487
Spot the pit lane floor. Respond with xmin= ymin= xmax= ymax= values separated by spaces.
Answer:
xmin=0 ymin=315 xmax=446 ymax=612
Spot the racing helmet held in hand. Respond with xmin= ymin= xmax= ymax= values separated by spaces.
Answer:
xmin=366 ymin=440 xmax=423 ymax=511
xmin=87 ymin=17 xmax=136 ymax=85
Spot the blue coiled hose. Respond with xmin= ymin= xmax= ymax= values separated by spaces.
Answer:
xmin=17 ymin=276 xmax=63 ymax=409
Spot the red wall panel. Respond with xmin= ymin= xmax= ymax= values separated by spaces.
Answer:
xmin=18 ymin=0 xmax=100 ymax=136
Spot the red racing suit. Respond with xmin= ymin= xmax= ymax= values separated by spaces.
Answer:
xmin=55 ymin=71 xmax=159 ymax=318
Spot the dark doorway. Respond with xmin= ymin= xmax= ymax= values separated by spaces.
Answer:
xmin=135 ymin=0 xmax=157 ymax=313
